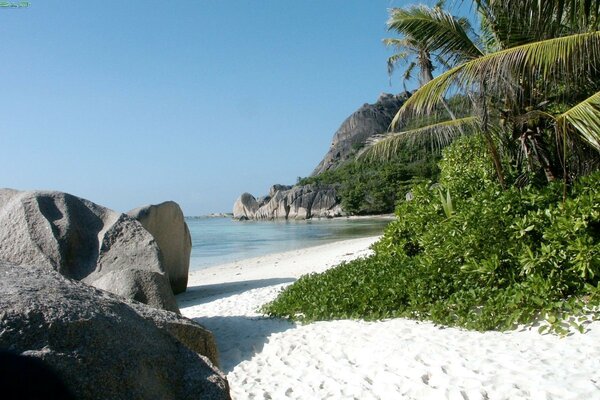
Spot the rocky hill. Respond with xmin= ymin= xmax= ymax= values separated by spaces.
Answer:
xmin=311 ymin=92 xmax=408 ymax=175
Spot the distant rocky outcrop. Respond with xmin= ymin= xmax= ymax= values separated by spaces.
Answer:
xmin=128 ymin=201 xmax=192 ymax=294
xmin=0 ymin=261 xmax=230 ymax=400
xmin=311 ymin=92 xmax=409 ymax=175
xmin=232 ymin=193 xmax=260 ymax=220
xmin=233 ymin=184 xmax=342 ymax=220
xmin=0 ymin=189 xmax=179 ymax=312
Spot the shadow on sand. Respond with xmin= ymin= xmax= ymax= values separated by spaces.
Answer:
xmin=177 ymin=278 xmax=298 ymax=372
xmin=193 ymin=315 xmax=296 ymax=373
xmin=178 ymin=278 xmax=296 ymax=306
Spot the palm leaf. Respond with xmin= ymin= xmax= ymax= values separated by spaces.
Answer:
xmin=362 ymin=116 xmax=479 ymax=161
xmin=474 ymin=0 xmax=600 ymax=47
xmin=386 ymin=52 xmax=410 ymax=76
xmin=387 ymin=5 xmax=483 ymax=62
xmin=557 ymin=90 xmax=600 ymax=151
xmin=391 ymin=31 xmax=600 ymax=129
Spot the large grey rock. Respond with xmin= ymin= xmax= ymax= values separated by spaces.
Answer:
xmin=232 ymin=192 xmax=260 ymax=220
xmin=130 ymin=302 xmax=221 ymax=368
xmin=0 ymin=261 xmax=230 ymax=400
xmin=128 ymin=201 xmax=192 ymax=294
xmin=93 ymin=268 xmax=180 ymax=313
xmin=312 ymin=92 xmax=409 ymax=175
xmin=0 ymin=189 xmax=176 ymax=312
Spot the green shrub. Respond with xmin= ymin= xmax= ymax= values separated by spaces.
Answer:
xmin=298 ymin=148 xmax=439 ymax=215
xmin=263 ymin=137 xmax=600 ymax=334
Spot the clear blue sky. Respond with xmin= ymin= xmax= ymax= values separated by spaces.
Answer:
xmin=0 ymin=0 xmax=457 ymax=215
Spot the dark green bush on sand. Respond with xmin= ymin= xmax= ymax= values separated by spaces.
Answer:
xmin=263 ymin=137 xmax=600 ymax=334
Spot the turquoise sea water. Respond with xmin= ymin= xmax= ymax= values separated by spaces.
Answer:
xmin=186 ymin=217 xmax=391 ymax=271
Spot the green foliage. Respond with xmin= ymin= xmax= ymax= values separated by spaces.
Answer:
xmin=298 ymin=150 xmax=439 ymax=215
xmin=438 ymin=135 xmax=498 ymax=195
xmin=263 ymin=138 xmax=600 ymax=334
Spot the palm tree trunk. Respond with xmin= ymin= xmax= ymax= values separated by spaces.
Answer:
xmin=481 ymin=82 xmax=506 ymax=188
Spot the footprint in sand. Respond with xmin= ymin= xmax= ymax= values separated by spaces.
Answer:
xmin=421 ymin=373 xmax=431 ymax=385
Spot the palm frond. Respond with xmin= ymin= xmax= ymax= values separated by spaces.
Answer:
xmin=383 ymin=37 xmax=418 ymax=51
xmin=474 ymin=0 xmax=600 ymax=47
xmin=391 ymin=31 xmax=600 ymax=129
xmin=403 ymin=62 xmax=417 ymax=84
xmin=387 ymin=5 xmax=484 ymax=62
xmin=557 ymin=90 xmax=600 ymax=151
xmin=363 ymin=116 xmax=480 ymax=162
xmin=386 ymin=52 xmax=410 ymax=76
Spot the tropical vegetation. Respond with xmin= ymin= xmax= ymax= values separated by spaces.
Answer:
xmin=297 ymin=146 xmax=439 ymax=215
xmin=263 ymin=0 xmax=600 ymax=334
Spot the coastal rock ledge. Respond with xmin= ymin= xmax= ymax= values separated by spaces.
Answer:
xmin=233 ymin=184 xmax=343 ymax=220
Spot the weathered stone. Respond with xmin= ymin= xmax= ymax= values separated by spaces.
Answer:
xmin=269 ymin=184 xmax=292 ymax=197
xmin=129 ymin=302 xmax=221 ymax=368
xmin=128 ymin=201 xmax=192 ymax=294
xmin=0 ymin=262 xmax=230 ymax=400
xmin=0 ymin=189 xmax=177 ymax=312
xmin=92 ymin=268 xmax=179 ymax=314
xmin=312 ymin=92 xmax=409 ymax=175
xmin=232 ymin=192 xmax=259 ymax=220
xmin=254 ymin=190 xmax=289 ymax=220
xmin=244 ymin=185 xmax=342 ymax=220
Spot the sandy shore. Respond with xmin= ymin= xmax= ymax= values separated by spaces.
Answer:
xmin=178 ymin=237 xmax=600 ymax=400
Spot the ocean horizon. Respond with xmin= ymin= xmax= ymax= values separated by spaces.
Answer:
xmin=186 ymin=216 xmax=391 ymax=271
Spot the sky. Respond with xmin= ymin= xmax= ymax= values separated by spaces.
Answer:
xmin=0 ymin=0 xmax=461 ymax=215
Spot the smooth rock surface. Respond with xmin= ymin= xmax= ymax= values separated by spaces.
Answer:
xmin=128 ymin=201 xmax=192 ymax=294
xmin=232 ymin=192 xmax=260 ymax=220
xmin=0 ymin=261 xmax=230 ymax=400
xmin=92 ymin=268 xmax=180 ymax=314
xmin=0 ymin=189 xmax=176 ymax=312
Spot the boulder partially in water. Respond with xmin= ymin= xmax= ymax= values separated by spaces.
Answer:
xmin=232 ymin=192 xmax=260 ymax=220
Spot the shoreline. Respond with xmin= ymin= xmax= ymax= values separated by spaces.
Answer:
xmin=186 ymin=213 xmax=396 ymax=221
xmin=184 ymin=235 xmax=380 ymax=288
xmin=178 ymin=236 xmax=600 ymax=399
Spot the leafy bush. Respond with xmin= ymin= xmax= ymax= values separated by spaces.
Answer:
xmin=298 ymin=150 xmax=439 ymax=215
xmin=263 ymin=137 xmax=600 ymax=334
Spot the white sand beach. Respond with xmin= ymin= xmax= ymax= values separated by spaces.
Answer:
xmin=178 ymin=237 xmax=600 ymax=400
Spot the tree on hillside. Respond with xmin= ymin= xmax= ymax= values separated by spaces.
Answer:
xmin=368 ymin=0 xmax=600 ymax=187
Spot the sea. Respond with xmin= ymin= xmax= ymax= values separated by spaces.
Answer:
xmin=186 ymin=216 xmax=392 ymax=271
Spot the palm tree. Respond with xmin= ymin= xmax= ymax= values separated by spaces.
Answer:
xmin=368 ymin=0 xmax=600 ymax=186
xmin=383 ymin=3 xmax=480 ymax=118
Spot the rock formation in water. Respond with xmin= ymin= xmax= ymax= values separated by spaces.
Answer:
xmin=232 ymin=193 xmax=261 ymax=221
xmin=0 ymin=189 xmax=188 ymax=312
xmin=0 ymin=261 xmax=230 ymax=400
xmin=311 ymin=92 xmax=409 ymax=175
xmin=233 ymin=184 xmax=342 ymax=220
xmin=128 ymin=201 xmax=192 ymax=294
